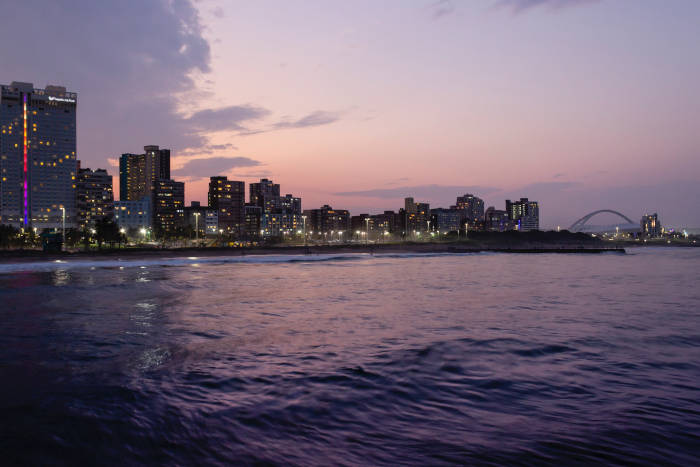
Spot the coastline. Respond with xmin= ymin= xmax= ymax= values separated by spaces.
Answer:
xmin=0 ymin=242 xmax=625 ymax=264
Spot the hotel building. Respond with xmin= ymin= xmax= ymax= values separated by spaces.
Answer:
xmin=0 ymin=81 xmax=78 ymax=228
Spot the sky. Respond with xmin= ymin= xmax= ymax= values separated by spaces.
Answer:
xmin=1 ymin=0 xmax=699 ymax=228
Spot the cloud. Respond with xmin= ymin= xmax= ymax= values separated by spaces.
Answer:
xmin=429 ymin=0 xmax=456 ymax=19
xmin=496 ymin=0 xmax=600 ymax=13
xmin=273 ymin=111 xmax=341 ymax=130
xmin=335 ymin=184 xmax=500 ymax=200
xmin=173 ymin=156 xmax=261 ymax=179
xmin=0 ymin=0 xmax=215 ymax=166
xmin=185 ymin=105 xmax=270 ymax=133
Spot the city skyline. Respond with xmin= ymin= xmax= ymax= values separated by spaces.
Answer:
xmin=2 ymin=0 xmax=699 ymax=228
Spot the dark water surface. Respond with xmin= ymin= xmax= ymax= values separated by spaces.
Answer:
xmin=1 ymin=248 xmax=699 ymax=465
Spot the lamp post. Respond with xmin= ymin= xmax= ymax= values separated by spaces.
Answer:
xmin=193 ymin=212 xmax=200 ymax=243
xmin=302 ymin=215 xmax=307 ymax=246
xmin=60 ymin=206 xmax=66 ymax=250
xmin=465 ymin=222 xmax=469 ymax=240
xmin=427 ymin=220 xmax=431 ymax=241
xmin=364 ymin=217 xmax=370 ymax=246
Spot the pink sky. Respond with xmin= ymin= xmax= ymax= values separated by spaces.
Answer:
xmin=3 ymin=0 xmax=699 ymax=228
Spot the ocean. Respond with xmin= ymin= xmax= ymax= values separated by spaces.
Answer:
xmin=1 ymin=248 xmax=699 ymax=465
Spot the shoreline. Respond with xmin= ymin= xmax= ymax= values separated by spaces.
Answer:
xmin=0 ymin=242 xmax=625 ymax=263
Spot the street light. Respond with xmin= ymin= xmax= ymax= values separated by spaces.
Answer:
xmin=193 ymin=212 xmax=201 ymax=242
xmin=60 ymin=206 xmax=66 ymax=250
xmin=302 ymin=215 xmax=307 ymax=246
xmin=364 ymin=217 xmax=370 ymax=246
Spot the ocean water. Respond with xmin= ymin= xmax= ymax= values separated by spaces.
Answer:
xmin=0 ymin=248 xmax=699 ymax=466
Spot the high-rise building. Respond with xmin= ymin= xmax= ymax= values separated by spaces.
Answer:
xmin=506 ymin=198 xmax=539 ymax=231
xmin=641 ymin=213 xmax=661 ymax=238
xmin=250 ymin=178 xmax=280 ymax=214
xmin=303 ymin=205 xmax=350 ymax=235
xmin=404 ymin=197 xmax=430 ymax=233
xmin=280 ymin=193 xmax=301 ymax=215
xmin=454 ymin=194 xmax=484 ymax=222
xmin=119 ymin=145 xmax=170 ymax=202
xmin=1 ymin=81 xmax=78 ymax=228
xmin=76 ymin=165 xmax=114 ymax=228
xmin=208 ymin=176 xmax=245 ymax=234
xmin=153 ymin=178 xmax=184 ymax=236
xmin=243 ymin=204 xmax=262 ymax=240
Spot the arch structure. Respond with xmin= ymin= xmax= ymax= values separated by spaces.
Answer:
xmin=568 ymin=210 xmax=635 ymax=232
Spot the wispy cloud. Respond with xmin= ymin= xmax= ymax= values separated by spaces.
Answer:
xmin=496 ymin=0 xmax=600 ymax=14
xmin=272 ymin=111 xmax=341 ymax=130
xmin=173 ymin=156 xmax=261 ymax=179
xmin=429 ymin=0 xmax=455 ymax=19
xmin=335 ymin=184 xmax=500 ymax=200
xmin=185 ymin=105 xmax=270 ymax=133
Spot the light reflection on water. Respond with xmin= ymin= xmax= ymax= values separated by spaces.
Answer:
xmin=0 ymin=248 xmax=698 ymax=465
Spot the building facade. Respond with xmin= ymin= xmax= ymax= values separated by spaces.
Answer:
xmin=454 ymin=194 xmax=485 ymax=222
xmin=506 ymin=198 xmax=540 ymax=231
xmin=641 ymin=213 xmax=661 ymax=238
xmin=119 ymin=145 xmax=170 ymax=202
xmin=430 ymin=208 xmax=461 ymax=232
xmin=114 ymin=198 xmax=151 ymax=232
xmin=249 ymin=178 xmax=280 ymax=214
xmin=208 ymin=176 xmax=244 ymax=235
xmin=485 ymin=207 xmax=510 ymax=232
xmin=76 ymin=166 xmax=114 ymax=228
xmin=1 ymin=81 xmax=78 ymax=228
xmin=304 ymin=205 xmax=350 ymax=236
xmin=153 ymin=179 xmax=184 ymax=236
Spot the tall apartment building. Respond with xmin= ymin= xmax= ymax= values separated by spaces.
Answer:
xmin=76 ymin=166 xmax=114 ymax=228
xmin=119 ymin=145 xmax=170 ymax=202
xmin=303 ymin=205 xmax=350 ymax=235
xmin=153 ymin=178 xmax=184 ymax=236
xmin=506 ymin=198 xmax=540 ymax=231
xmin=249 ymin=178 xmax=280 ymax=214
xmin=208 ymin=176 xmax=245 ymax=234
xmin=454 ymin=194 xmax=484 ymax=222
xmin=404 ymin=197 xmax=430 ymax=233
xmin=280 ymin=194 xmax=301 ymax=215
xmin=0 ymin=81 xmax=78 ymax=228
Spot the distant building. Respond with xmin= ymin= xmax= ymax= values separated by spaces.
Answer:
xmin=208 ymin=176 xmax=245 ymax=235
xmin=506 ymin=198 xmax=539 ymax=231
xmin=250 ymin=178 xmax=280 ymax=214
xmin=115 ymin=197 xmax=151 ymax=232
xmin=430 ymin=208 xmax=461 ymax=232
xmin=304 ymin=205 xmax=350 ymax=236
xmin=119 ymin=145 xmax=170 ymax=202
xmin=184 ymin=201 xmax=208 ymax=237
xmin=641 ymin=213 xmax=661 ymax=238
xmin=454 ymin=194 xmax=484 ymax=222
xmin=1 ymin=81 xmax=78 ymax=228
xmin=280 ymin=193 xmax=302 ymax=215
xmin=205 ymin=210 xmax=219 ymax=236
xmin=485 ymin=207 xmax=509 ymax=232
xmin=243 ymin=204 xmax=262 ymax=239
xmin=262 ymin=212 xmax=303 ymax=237
xmin=404 ymin=197 xmax=430 ymax=234
xmin=153 ymin=178 xmax=184 ymax=236
xmin=76 ymin=166 xmax=114 ymax=228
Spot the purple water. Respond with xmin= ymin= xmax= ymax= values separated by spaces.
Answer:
xmin=1 ymin=248 xmax=699 ymax=465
